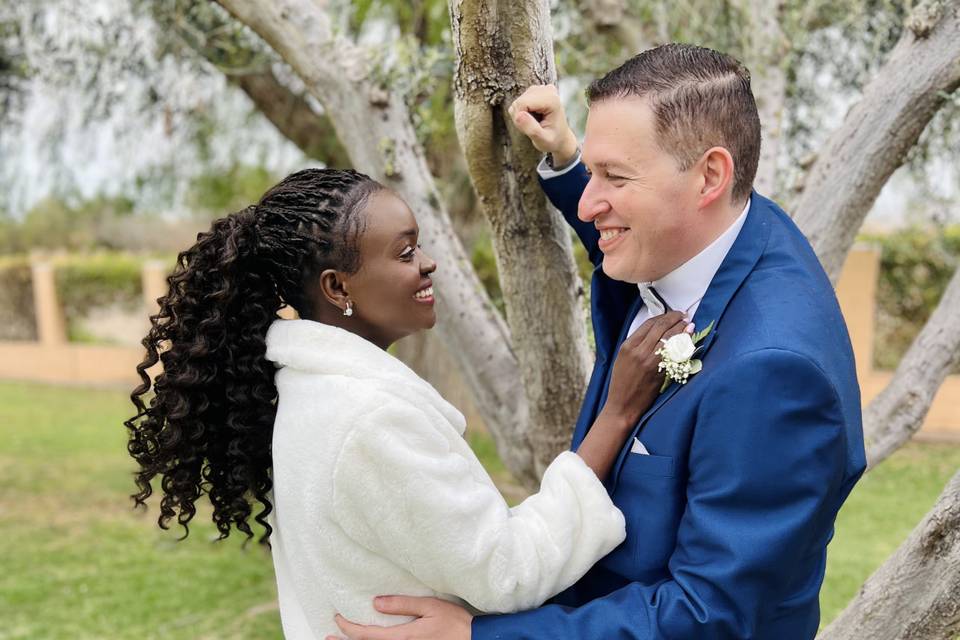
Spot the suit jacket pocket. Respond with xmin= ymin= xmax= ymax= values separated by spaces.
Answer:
xmin=598 ymin=451 xmax=681 ymax=578
xmin=622 ymin=452 xmax=675 ymax=478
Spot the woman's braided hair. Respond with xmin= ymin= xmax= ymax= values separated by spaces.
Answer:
xmin=125 ymin=168 xmax=383 ymax=544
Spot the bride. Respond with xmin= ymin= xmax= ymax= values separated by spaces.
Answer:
xmin=125 ymin=168 xmax=686 ymax=638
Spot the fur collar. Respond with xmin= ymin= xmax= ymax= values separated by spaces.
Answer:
xmin=265 ymin=319 xmax=466 ymax=434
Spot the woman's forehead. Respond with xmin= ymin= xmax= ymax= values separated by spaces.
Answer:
xmin=359 ymin=190 xmax=418 ymax=245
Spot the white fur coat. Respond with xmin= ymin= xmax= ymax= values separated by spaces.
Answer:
xmin=264 ymin=319 xmax=625 ymax=639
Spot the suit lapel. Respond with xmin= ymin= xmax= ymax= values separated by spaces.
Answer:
xmin=571 ymin=272 xmax=640 ymax=450
xmin=607 ymin=193 xmax=773 ymax=489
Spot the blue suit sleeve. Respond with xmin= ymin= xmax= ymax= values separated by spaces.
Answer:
xmin=539 ymin=163 xmax=602 ymax=266
xmin=473 ymin=348 xmax=849 ymax=639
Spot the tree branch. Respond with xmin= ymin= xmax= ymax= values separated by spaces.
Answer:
xmin=863 ymin=264 xmax=960 ymax=469
xmin=817 ymin=469 xmax=960 ymax=640
xmin=793 ymin=0 xmax=960 ymax=282
xmin=218 ymin=68 xmax=348 ymax=167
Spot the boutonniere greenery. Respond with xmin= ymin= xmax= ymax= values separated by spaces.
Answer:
xmin=656 ymin=320 xmax=715 ymax=393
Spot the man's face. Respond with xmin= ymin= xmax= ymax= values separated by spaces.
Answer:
xmin=579 ymin=96 xmax=701 ymax=283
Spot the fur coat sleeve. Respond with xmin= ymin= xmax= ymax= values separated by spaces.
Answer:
xmin=331 ymin=398 xmax=626 ymax=614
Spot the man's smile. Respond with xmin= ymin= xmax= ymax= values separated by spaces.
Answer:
xmin=598 ymin=227 xmax=630 ymax=250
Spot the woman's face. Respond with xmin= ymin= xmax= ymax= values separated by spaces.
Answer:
xmin=342 ymin=189 xmax=437 ymax=348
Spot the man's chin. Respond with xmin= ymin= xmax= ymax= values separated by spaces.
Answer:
xmin=600 ymin=258 xmax=641 ymax=284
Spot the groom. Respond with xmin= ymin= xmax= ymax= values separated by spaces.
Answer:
xmin=334 ymin=44 xmax=866 ymax=639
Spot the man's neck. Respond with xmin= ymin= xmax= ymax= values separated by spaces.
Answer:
xmin=645 ymin=196 xmax=752 ymax=314
xmin=691 ymin=196 xmax=750 ymax=262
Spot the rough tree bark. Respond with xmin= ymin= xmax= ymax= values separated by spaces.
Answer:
xmin=818 ymin=470 xmax=960 ymax=640
xmin=448 ymin=0 xmax=592 ymax=473
xmin=863 ymin=265 xmax=960 ymax=469
xmin=793 ymin=0 xmax=960 ymax=282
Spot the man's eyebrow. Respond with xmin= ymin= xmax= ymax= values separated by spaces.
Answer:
xmin=593 ymin=160 xmax=631 ymax=171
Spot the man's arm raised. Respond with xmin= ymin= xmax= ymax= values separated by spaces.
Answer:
xmin=510 ymin=85 xmax=601 ymax=266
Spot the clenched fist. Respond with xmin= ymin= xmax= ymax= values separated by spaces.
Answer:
xmin=508 ymin=84 xmax=579 ymax=167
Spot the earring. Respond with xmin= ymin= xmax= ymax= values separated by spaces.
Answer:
xmin=343 ymin=301 xmax=354 ymax=317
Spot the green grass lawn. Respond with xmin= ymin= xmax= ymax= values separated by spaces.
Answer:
xmin=1 ymin=380 xmax=957 ymax=638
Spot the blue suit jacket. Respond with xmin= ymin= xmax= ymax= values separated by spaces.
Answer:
xmin=473 ymin=164 xmax=867 ymax=639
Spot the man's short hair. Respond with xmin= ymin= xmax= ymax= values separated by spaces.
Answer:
xmin=587 ymin=43 xmax=761 ymax=202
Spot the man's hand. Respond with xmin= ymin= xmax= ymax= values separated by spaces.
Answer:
xmin=508 ymin=84 xmax=578 ymax=166
xmin=326 ymin=596 xmax=472 ymax=640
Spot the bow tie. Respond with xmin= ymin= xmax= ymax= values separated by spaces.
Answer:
xmin=639 ymin=284 xmax=671 ymax=316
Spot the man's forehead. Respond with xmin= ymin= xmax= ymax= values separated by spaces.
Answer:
xmin=587 ymin=94 xmax=654 ymax=117
xmin=582 ymin=132 xmax=642 ymax=169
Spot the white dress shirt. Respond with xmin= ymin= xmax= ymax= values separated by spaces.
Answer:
xmin=625 ymin=199 xmax=750 ymax=337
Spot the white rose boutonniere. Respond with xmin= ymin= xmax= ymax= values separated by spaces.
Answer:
xmin=656 ymin=320 xmax=714 ymax=393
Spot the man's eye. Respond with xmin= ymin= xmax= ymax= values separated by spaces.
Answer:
xmin=607 ymin=173 xmax=625 ymax=181
xmin=401 ymin=247 xmax=415 ymax=260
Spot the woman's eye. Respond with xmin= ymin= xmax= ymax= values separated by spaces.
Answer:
xmin=401 ymin=247 xmax=415 ymax=260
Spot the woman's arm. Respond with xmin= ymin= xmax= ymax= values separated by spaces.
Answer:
xmin=328 ymin=314 xmax=686 ymax=615
xmin=331 ymin=400 xmax=623 ymax=615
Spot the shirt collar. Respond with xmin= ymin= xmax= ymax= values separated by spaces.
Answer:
xmin=640 ymin=198 xmax=751 ymax=314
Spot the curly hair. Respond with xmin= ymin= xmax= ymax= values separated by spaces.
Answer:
xmin=125 ymin=168 xmax=383 ymax=544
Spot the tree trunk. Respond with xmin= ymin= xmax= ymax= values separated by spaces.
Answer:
xmin=817 ymin=469 xmax=960 ymax=640
xmin=793 ymin=0 xmax=960 ymax=282
xmin=863 ymin=266 xmax=960 ymax=469
xmin=448 ymin=0 xmax=592 ymax=474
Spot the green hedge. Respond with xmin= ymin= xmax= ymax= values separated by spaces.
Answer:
xmin=0 ymin=253 xmax=176 ymax=344
xmin=867 ymin=226 xmax=960 ymax=371
xmin=0 ymin=255 xmax=36 ymax=340
xmin=54 ymin=252 xmax=146 ymax=331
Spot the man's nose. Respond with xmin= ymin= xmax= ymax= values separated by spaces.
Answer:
xmin=578 ymin=180 xmax=611 ymax=222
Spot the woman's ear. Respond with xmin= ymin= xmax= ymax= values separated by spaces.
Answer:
xmin=318 ymin=268 xmax=351 ymax=312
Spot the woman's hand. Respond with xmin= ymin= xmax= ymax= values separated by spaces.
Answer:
xmin=602 ymin=311 xmax=691 ymax=428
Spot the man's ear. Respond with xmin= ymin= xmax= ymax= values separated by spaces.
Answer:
xmin=697 ymin=146 xmax=735 ymax=209
xmin=318 ymin=268 xmax=351 ymax=312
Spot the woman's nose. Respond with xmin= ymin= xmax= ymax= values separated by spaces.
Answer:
xmin=420 ymin=250 xmax=437 ymax=274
